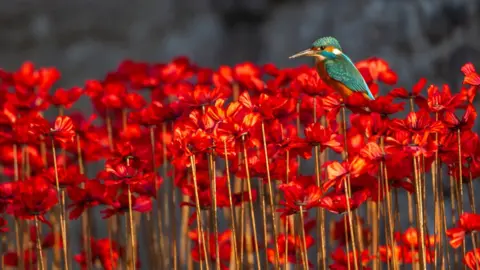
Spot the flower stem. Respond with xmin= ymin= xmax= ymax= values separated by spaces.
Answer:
xmin=370 ymin=201 xmax=379 ymax=270
xmin=238 ymin=178 xmax=246 ymax=268
xmin=313 ymin=145 xmax=326 ymax=269
xmin=34 ymin=216 xmax=45 ymax=270
xmin=456 ymin=128 xmax=468 ymax=264
xmin=381 ymin=155 xmax=398 ymax=270
xmin=341 ymin=106 xmax=358 ymax=270
xmin=413 ymin=156 xmax=427 ymax=269
xmin=107 ymin=219 xmax=115 ymax=268
xmin=296 ymin=101 xmax=301 ymax=178
xmin=298 ymin=206 xmax=309 ymax=270
xmin=51 ymin=139 xmax=69 ymax=270
xmin=260 ymin=121 xmax=280 ymax=268
xmin=343 ymin=217 xmax=351 ymax=270
xmin=207 ymin=152 xmax=221 ymax=270
xmin=344 ymin=178 xmax=358 ymax=270
xmin=241 ymin=135 xmax=261 ymax=270
xmin=180 ymin=191 xmax=190 ymax=268
xmin=148 ymin=126 xmax=162 ymax=268
xmin=407 ymin=100 xmax=417 ymax=268
xmin=223 ymin=140 xmax=240 ymax=269
xmin=160 ymin=123 xmax=170 ymax=268
xmin=432 ymin=112 xmax=442 ymax=268
xmin=127 ymin=185 xmax=137 ymax=270
xmin=258 ymin=181 xmax=268 ymax=268
xmin=450 ymin=174 xmax=461 ymax=267
xmin=284 ymin=149 xmax=290 ymax=270
xmin=437 ymin=163 xmax=450 ymax=268
xmin=104 ymin=110 xmax=116 ymax=269
xmin=456 ymin=129 xmax=464 ymax=215
xmin=190 ymin=155 xmax=210 ymax=270
xmin=12 ymin=143 xmax=23 ymax=270
xmin=76 ymin=134 xmax=93 ymax=270
xmin=467 ymin=169 xmax=479 ymax=256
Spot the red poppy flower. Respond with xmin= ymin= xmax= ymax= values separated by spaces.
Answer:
xmin=267 ymin=232 xmax=315 ymax=267
xmin=107 ymin=139 xmax=150 ymax=170
xmin=3 ymin=249 xmax=37 ymax=269
xmin=101 ymin=192 xmax=152 ymax=219
xmin=41 ymin=165 xmax=86 ymax=188
xmin=323 ymin=92 xmax=370 ymax=121
xmin=389 ymin=78 xmax=427 ymax=101
xmin=116 ymin=60 xmax=159 ymax=90
xmin=378 ymin=245 xmax=410 ymax=264
xmin=351 ymin=113 xmax=389 ymax=142
xmin=329 ymin=247 xmax=371 ymax=270
xmin=356 ymin=57 xmax=398 ymax=85
xmin=324 ymin=156 xmax=368 ymax=192
xmin=28 ymin=225 xmax=61 ymax=250
xmin=331 ymin=216 xmax=371 ymax=247
xmin=464 ymin=248 xmax=480 ymax=270
xmin=213 ymin=62 xmax=265 ymax=92
xmin=290 ymin=68 xmax=333 ymax=98
xmin=50 ymin=87 xmax=83 ymax=109
xmin=177 ymin=83 xmax=230 ymax=108
xmin=461 ymin=63 xmax=480 ymax=87
xmin=129 ymin=101 xmax=168 ymax=126
xmin=443 ymin=104 xmax=477 ymax=132
xmin=396 ymin=227 xmax=438 ymax=249
xmin=239 ymin=92 xmax=297 ymax=122
xmin=264 ymin=64 xmax=307 ymax=92
xmin=67 ymin=179 xmax=116 ymax=220
xmin=214 ymin=106 xmax=261 ymax=146
xmin=5 ymin=90 xmax=49 ymax=113
xmin=29 ymin=115 xmax=76 ymax=147
xmin=74 ymin=238 xmax=124 ymax=270
xmin=0 ymin=217 xmax=8 ymax=233
xmin=0 ymin=116 xmax=32 ymax=145
xmin=171 ymin=123 xmax=213 ymax=161
xmin=300 ymin=122 xmax=343 ymax=155
xmin=0 ymin=181 xmax=15 ymax=212
xmin=99 ymin=82 xmax=126 ymax=109
xmin=418 ymin=84 xmax=465 ymax=113
xmin=380 ymin=227 xmax=437 ymax=264
xmin=105 ymin=162 xmax=142 ymax=186
xmin=189 ymin=229 xmax=233 ymax=269
xmin=12 ymin=61 xmax=60 ymax=94
xmin=267 ymin=120 xmax=306 ymax=158
xmin=319 ymin=188 xmax=370 ymax=214
xmin=153 ymin=56 xmax=194 ymax=84
xmin=446 ymin=212 xmax=480 ymax=248
xmin=368 ymin=95 xmax=405 ymax=116
xmin=389 ymin=109 xmax=444 ymax=145
xmin=11 ymin=176 xmax=58 ymax=226
xmin=277 ymin=177 xmax=322 ymax=216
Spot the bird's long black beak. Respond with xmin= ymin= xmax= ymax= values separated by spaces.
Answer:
xmin=289 ymin=48 xmax=316 ymax=59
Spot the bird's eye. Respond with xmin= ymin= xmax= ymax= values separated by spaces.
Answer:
xmin=320 ymin=46 xmax=326 ymax=50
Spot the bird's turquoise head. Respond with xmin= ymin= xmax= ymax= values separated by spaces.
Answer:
xmin=289 ymin=36 xmax=343 ymax=61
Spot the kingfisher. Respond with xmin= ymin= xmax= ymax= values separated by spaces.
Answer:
xmin=289 ymin=36 xmax=375 ymax=100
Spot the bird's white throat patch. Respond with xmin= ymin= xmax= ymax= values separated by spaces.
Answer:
xmin=332 ymin=48 xmax=342 ymax=55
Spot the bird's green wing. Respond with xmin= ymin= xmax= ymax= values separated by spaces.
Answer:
xmin=325 ymin=54 xmax=375 ymax=100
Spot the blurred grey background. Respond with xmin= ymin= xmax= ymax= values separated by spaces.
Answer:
xmin=1 ymin=0 xmax=480 ymax=268
xmin=1 ymin=0 xmax=479 ymax=88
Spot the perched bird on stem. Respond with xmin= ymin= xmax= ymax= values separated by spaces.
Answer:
xmin=290 ymin=36 xmax=375 ymax=101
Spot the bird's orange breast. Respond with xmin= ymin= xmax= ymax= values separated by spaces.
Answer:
xmin=315 ymin=60 xmax=354 ymax=98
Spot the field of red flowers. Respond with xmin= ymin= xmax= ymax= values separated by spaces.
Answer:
xmin=0 ymin=57 xmax=479 ymax=270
